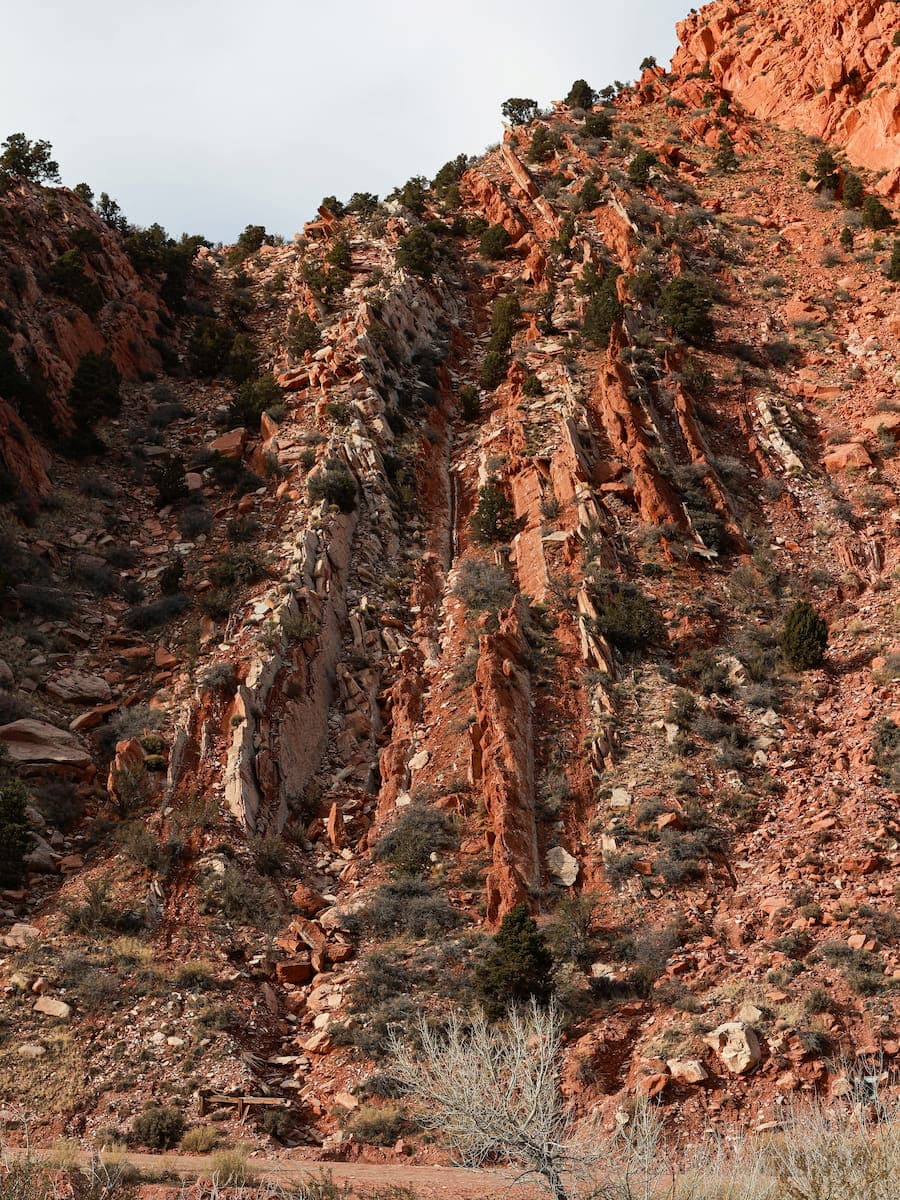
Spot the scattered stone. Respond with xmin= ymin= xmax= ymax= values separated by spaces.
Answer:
xmin=667 ymin=1059 xmax=709 ymax=1084
xmin=33 ymin=997 xmax=72 ymax=1021
xmin=546 ymin=846 xmax=580 ymax=886
xmin=703 ymin=1022 xmax=761 ymax=1074
xmin=1 ymin=923 xmax=40 ymax=950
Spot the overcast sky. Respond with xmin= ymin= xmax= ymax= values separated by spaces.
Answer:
xmin=2 ymin=0 xmax=690 ymax=244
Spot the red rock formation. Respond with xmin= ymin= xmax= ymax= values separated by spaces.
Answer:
xmin=672 ymin=0 xmax=900 ymax=194
xmin=0 ymin=399 xmax=50 ymax=496
xmin=471 ymin=603 xmax=540 ymax=923
xmin=588 ymin=328 xmax=685 ymax=528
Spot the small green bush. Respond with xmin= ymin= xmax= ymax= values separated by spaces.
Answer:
xmin=227 ymin=223 xmax=273 ymax=266
xmin=501 ymin=98 xmax=539 ymax=126
xmin=132 ymin=1106 xmax=185 ymax=1149
xmin=227 ymin=372 xmax=282 ymax=428
xmin=308 ymin=458 xmax=357 ymax=512
xmin=479 ymin=223 xmax=511 ymax=259
xmin=479 ymin=350 xmax=508 ymax=390
xmin=0 ymin=774 xmax=30 ymax=887
xmin=189 ymin=317 xmax=235 ymax=376
xmin=287 ymin=311 xmax=321 ymax=356
xmin=715 ymin=131 xmax=738 ymax=172
xmin=862 ymin=196 xmax=893 ymax=231
xmin=584 ymin=110 xmax=613 ymax=139
xmin=68 ymin=350 xmax=121 ymax=427
xmin=395 ymin=227 xmax=436 ymax=277
xmin=780 ymin=600 xmax=827 ymax=670
xmin=49 ymin=249 xmax=103 ymax=315
xmin=527 ymin=125 xmax=557 ymax=164
xmin=659 ymin=274 xmax=714 ymax=344
xmin=582 ymin=268 xmax=623 ymax=348
xmin=459 ymin=384 xmax=480 ymax=420
xmin=841 ymin=173 xmax=864 ymax=209
xmin=872 ymin=717 xmax=899 ymax=790
xmin=565 ymin=79 xmax=597 ymax=108
xmin=628 ymin=149 xmax=656 ymax=186
xmin=887 ymin=238 xmax=900 ymax=282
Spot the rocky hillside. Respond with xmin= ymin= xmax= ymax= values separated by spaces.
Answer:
xmin=0 ymin=0 xmax=898 ymax=1168
xmin=670 ymin=0 xmax=900 ymax=195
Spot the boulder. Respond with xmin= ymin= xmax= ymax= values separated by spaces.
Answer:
xmin=291 ymin=883 xmax=327 ymax=916
xmin=0 ymin=720 xmax=91 ymax=769
xmin=667 ymin=1058 xmax=709 ymax=1084
xmin=208 ymin=428 xmax=248 ymax=460
xmin=46 ymin=672 xmax=112 ymax=705
xmin=703 ymin=1022 xmax=761 ymax=1074
xmin=546 ymin=846 xmax=580 ymax=887
xmin=1 ymin=923 xmax=40 ymax=950
xmin=16 ymin=1044 xmax=47 ymax=1059
xmin=823 ymin=443 xmax=871 ymax=473
xmin=33 ymin=997 xmax=72 ymax=1021
xmin=23 ymin=838 xmax=58 ymax=873
xmin=276 ymin=958 xmax=313 ymax=986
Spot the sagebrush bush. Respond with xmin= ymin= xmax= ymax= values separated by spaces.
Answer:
xmin=373 ymin=805 xmax=458 ymax=876
xmin=349 ymin=878 xmax=461 ymax=938
xmin=453 ymin=557 xmax=515 ymax=613
xmin=308 ymin=458 xmax=357 ymax=512
xmin=347 ymin=1104 xmax=408 ymax=1146
xmin=132 ymin=1105 xmax=184 ymax=1149
xmin=180 ymin=1125 xmax=219 ymax=1152
xmin=590 ymin=580 xmax=663 ymax=653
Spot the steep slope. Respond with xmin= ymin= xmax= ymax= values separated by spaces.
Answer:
xmin=670 ymin=0 xmax=900 ymax=193
xmin=0 ymin=1 xmax=898 ymax=1167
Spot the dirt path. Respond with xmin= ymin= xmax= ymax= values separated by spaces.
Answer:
xmin=8 ymin=1148 xmax=535 ymax=1197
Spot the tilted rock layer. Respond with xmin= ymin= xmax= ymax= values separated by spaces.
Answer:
xmin=673 ymin=0 xmax=900 ymax=193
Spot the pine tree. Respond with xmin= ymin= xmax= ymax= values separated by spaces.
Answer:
xmin=475 ymin=903 xmax=555 ymax=1020
xmin=780 ymin=601 xmax=828 ymax=670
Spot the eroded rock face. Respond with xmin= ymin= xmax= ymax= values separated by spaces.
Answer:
xmin=672 ymin=0 xmax=900 ymax=194
xmin=471 ymin=603 xmax=540 ymax=923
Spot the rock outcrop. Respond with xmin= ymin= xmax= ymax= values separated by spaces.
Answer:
xmin=671 ymin=0 xmax=900 ymax=193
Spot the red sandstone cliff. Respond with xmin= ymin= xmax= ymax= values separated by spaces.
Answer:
xmin=671 ymin=0 xmax=900 ymax=193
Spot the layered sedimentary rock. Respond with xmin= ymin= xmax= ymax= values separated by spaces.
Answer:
xmin=672 ymin=0 xmax=900 ymax=193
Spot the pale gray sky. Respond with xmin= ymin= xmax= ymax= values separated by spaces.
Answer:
xmin=1 ymin=0 xmax=689 ymax=243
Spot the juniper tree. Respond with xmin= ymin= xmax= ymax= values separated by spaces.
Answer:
xmin=780 ymin=600 xmax=828 ymax=670
xmin=475 ymin=903 xmax=555 ymax=1020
